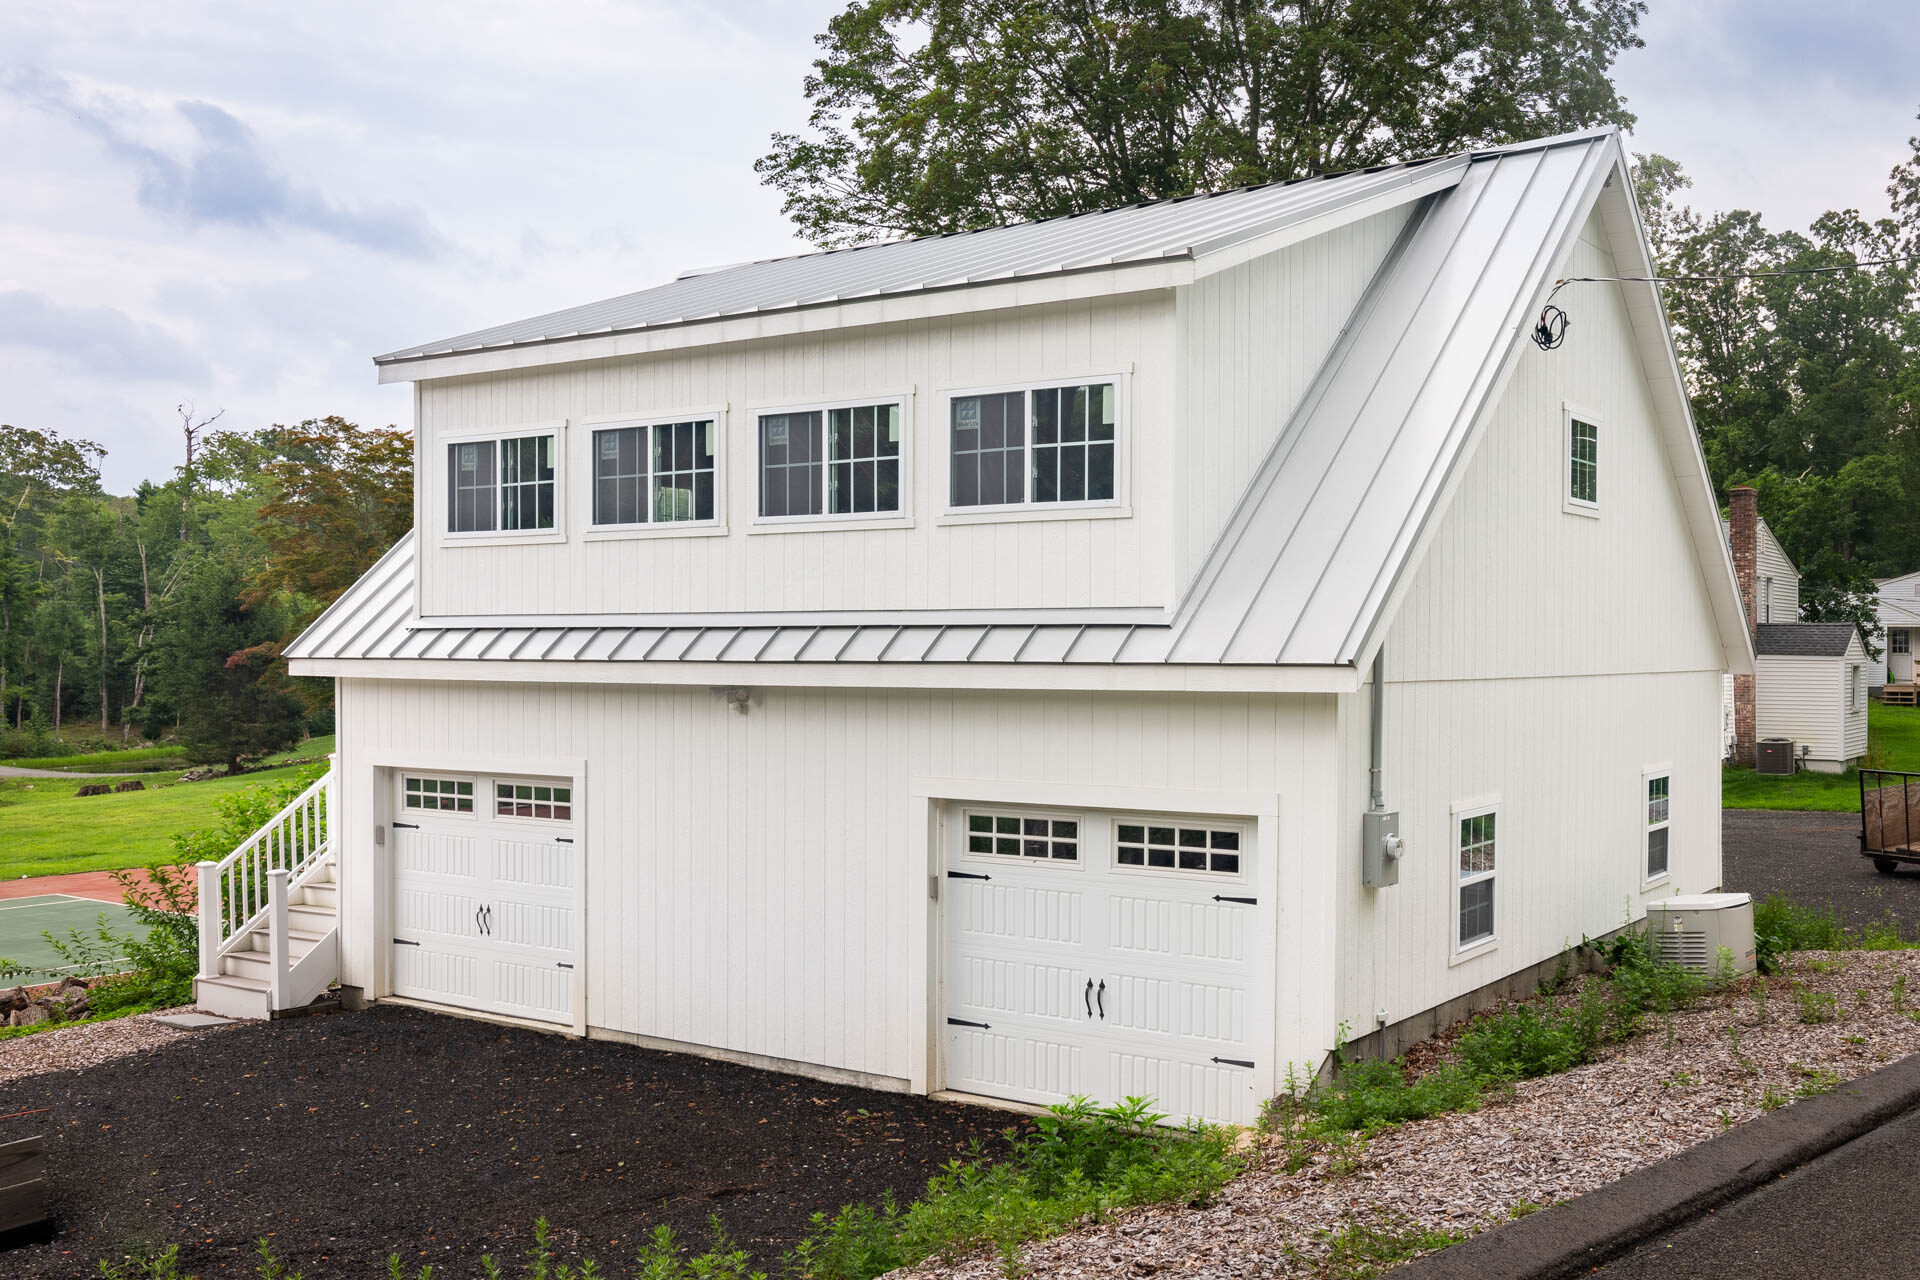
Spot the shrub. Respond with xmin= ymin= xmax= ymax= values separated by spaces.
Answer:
xmin=1754 ymin=893 xmax=1916 ymax=973
xmin=790 ymin=1096 xmax=1241 ymax=1279
xmin=171 ymin=764 xmax=326 ymax=865
xmin=1300 ymin=937 xmax=1709 ymax=1136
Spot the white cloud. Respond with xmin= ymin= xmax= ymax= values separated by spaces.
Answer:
xmin=0 ymin=0 xmax=1910 ymax=494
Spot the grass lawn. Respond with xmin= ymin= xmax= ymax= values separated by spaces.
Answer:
xmin=1723 ymin=702 xmax=1920 ymax=811
xmin=0 ymin=757 xmax=324 ymax=880
xmin=2 ymin=734 xmax=333 ymax=774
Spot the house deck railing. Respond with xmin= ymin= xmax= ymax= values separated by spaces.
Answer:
xmin=196 ymin=760 xmax=335 ymax=980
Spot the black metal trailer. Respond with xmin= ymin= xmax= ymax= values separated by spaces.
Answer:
xmin=1859 ymin=769 xmax=1920 ymax=873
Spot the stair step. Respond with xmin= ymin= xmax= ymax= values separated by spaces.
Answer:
xmin=241 ymin=927 xmax=328 ymax=954
xmin=288 ymin=904 xmax=336 ymax=930
xmin=195 ymin=972 xmax=271 ymax=1021
xmin=297 ymin=881 xmax=338 ymax=907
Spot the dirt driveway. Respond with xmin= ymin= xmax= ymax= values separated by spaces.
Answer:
xmin=1723 ymin=808 xmax=1920 ymax=934
xmin=0 ymin=1006 xmax=1015 ymax=1276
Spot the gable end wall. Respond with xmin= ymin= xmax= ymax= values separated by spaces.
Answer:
xmin=1333 ymin=205 xmax=1728 ymax=1036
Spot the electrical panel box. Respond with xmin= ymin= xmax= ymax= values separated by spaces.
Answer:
xmin=1646 ymin=893 xmax=1756 ymax=976
xmin=1362 ymin=809 xmax=1402 ymax=889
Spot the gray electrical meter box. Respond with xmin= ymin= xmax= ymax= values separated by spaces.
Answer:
xmin=1362 ymin=809 xmax=1403 ymax=888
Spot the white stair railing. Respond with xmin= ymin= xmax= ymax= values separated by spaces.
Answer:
xmin=197 ymin=759 xmax=335 ymax=982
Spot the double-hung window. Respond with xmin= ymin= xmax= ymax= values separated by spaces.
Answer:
xmin=758 ymin=402 xmax=902 ymax=519
xmin=950 ymin=381 xmax=1118 ymax=510
xmin=1565 ymin=405 xmax=1599 ymax=514
xmin=1456 ymin=806 xmax=1498 ymax=950
xmin=590 ymin=419 xmax=717 ymax=528
xmin=1645 ymin=772 xmax=1670 ymax=880
xmin=448 ymin=432 xmax=558 ymax=533
xmin=1894 ymin=630 xmax=1911 ymax=656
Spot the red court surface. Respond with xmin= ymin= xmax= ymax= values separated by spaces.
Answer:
xmin=0 ymin=870 xmax=153 ymax=904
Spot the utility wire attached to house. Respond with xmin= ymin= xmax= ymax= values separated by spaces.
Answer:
xmin=1531 ymin=252 xmax=1920 ymax=351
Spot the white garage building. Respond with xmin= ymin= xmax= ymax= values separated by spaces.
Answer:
xmin=195 ymin=127 xmax=1751 ymax=1126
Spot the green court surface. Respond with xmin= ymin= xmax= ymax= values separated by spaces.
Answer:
xmin=0 ymin=895 xmax=147 ymax=979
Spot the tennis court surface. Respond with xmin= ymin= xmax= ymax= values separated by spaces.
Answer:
xmin=0 ymin=894 xmax=146 ymax=978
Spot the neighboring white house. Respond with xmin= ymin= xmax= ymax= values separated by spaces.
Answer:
xmin=1865 ymin=570 xmax=1920 ymax=688
xmin=1751 ymin=624 xmax=1870 ymax=771
xmin=193 ymin=127 xmax=1751 ymax=1128
xmin=1720 ymin=495 xmax=1868 ymax=771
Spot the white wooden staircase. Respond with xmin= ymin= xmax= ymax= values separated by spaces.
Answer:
xmin=194 ymin=764 xmax=341 ymax=1020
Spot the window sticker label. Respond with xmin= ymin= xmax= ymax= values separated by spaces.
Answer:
xmin=458 ymin=443 xmax=477 ymax=472
xmin=599 ymin=434 xmax=619 ymax=458
xmin=767 ymin=418 xmax=788 ymax=447
xmin=954 ymin=399 xmax=979 ymax=433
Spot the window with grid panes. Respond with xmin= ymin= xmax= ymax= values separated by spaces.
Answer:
xmin=1031 ymin=383 xmax=1116 ymax=503
xmin=827 ymin=403 xmax=901 ymax=514
xmin=965 ymin=811 xmax=1078 ymax=860
xmin=1115 ymin=823 xmax=1241 ymax=873
xmin=652 ymin=420 xmax=715 ymax=522
xmin=499 ymin=434 xmax=556 ymax=530
xmin=1457 ymin=810 xmax=1497 ymax=947
xmin=495 ymin=782 xmax=573 ymax=821
xmin=1646 ymin=774 xmax=1670 ymax=879
xmin=759 ymin=411 xmax=825 ymax=516
xmin=404 ymin=776 xmax=474 ymax=812
xmin=1569 ymin=418 xmax=1598 ymax=505
xmin=447 ymin=441 xmax=499 ymax=532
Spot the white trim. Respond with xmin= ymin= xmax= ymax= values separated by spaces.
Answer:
xmin=437 ymin=420 xmax=570 ymax=547
xmin=293 ymin=655 xmax=1362 ymax=693
xmin=376 ymin=264 xmax=1193 ymax=385
xmin=936 ymin=371 xmax=1132 ymax=522
xmin=1562 ymin=400 xmax=1601 ymax=518
xmin=1642 ymin=764 xmax=1673 ymax=887
xmin=745 ymin=390 xmax=917 ymax=531
xmin=1449 ymin=796 xmax=1501 ymax=962
xmin=577 ymin=407 xmax=728 ymax=538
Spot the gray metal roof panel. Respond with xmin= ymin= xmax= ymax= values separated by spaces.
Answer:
xmin=374 ymin=157 xmax=1471 ymax=365
xmin=1167 ymin=133 xmax=1616 ymax=666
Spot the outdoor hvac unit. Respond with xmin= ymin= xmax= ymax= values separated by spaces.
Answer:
xmin=1646 ymin=893 xmax=1756 ymax=977
xmin=1756 ymin=738 xmax=1796 ymax=776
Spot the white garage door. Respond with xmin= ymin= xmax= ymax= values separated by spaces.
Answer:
xmin=389 ymin=772 xmax=579 ymax=1024
xmin=943 ymin=806 xmax=1262 ymax=1125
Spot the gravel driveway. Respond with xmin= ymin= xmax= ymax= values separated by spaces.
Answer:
xmin=1722 ymin=808 xmax=1920 ymax=935
xmin=0 ymin=1005 xmax=1014 ymax=1276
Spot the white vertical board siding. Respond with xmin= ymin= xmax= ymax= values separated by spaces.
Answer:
xmin=414 ymin=294 xmax=1176 ymax=620
xmin=1337 ymin=670 xmax=1721 ymax=1027
xmin=1755 ymin=656 xmax=1846 ymax=763
xmin=1755 ymin=523 xmax=1800 ymax=623
xmin=1172 ymin=207 xmax=1410 ymax=593
xmin=334 ymin=678 xmax=1338 ymax=1090
xmin=1388 ymin=209 xmax=1725 ymax=683
xmin=1333 ymin=205 xmax=1732 ymax=1032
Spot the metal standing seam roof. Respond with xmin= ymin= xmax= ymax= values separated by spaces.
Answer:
xmin=1754 ymin=623 xmax=1862 ymax=658
xmin=1165 ymin=132 xmax=1615 ymax=665
xmin=283 ymin=532 xmax=1184 ymax=666
xmin=373 ymin=154 xmax=1472 ymax=365
xmin=298 ymin=128 xmax=1695 ymax=675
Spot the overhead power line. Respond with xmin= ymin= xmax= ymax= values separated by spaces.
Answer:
xmin=1531 ymin=252 xmax=1920 ymax=351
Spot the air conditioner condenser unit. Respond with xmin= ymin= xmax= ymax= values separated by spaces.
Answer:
xmin=1756 ymin=739 xmax=1796 ymax=775
xmin=1645 ymin=893 xmax=1755 ymax=977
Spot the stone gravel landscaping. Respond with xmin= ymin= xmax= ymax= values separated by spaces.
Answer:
xmin=913 ymin=948 xmax=1920 ymax=1279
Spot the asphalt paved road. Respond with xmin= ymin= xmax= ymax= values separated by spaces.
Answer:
xmin=1602 ymin=1103 xmax=1920 ymax=1278
xmin=1723 ymin=808 xmax=1920 ymax=935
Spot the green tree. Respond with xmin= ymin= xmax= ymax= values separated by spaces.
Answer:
xmin=760 ymin=0 xmax=1646 ymax=246
xmin=150 ymin=560 xmax=304 ymax=772
xmin=1631 ymin=137 xmax=1920 ymax=644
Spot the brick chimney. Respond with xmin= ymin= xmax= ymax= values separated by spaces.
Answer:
xmin=1729 ymin=486 xmax=1759 ymax=765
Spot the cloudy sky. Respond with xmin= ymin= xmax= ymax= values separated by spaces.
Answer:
xmin=3 ymin=1 xmax=1915 ymax=493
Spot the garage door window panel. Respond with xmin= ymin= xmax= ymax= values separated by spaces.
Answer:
xmin=404 ymin=776 xmax=474 ymax=814
xmin=1115 ymin=823 xmax=1242 ymax=875
xmin=965 ymin=810 xmax=1078 ymax=861
xmin=495 ymin=782 xmax=573 ymax=822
